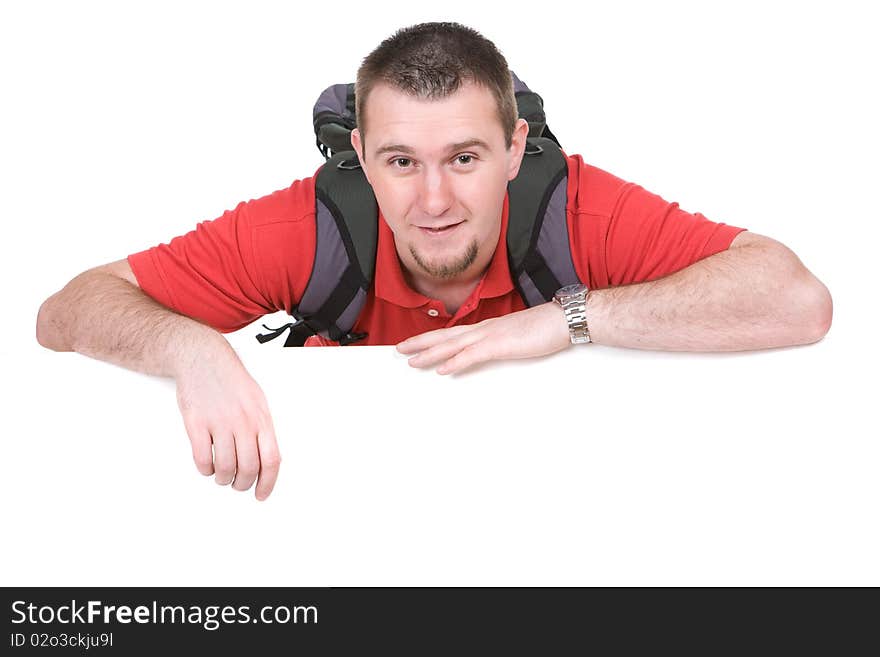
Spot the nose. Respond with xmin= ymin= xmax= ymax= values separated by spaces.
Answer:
xmin=417 ymin=166 xmax=454 ymax=217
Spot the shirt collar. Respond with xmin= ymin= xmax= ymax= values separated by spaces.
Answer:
xmin=374 ymin=191 xmax=515 ymax=307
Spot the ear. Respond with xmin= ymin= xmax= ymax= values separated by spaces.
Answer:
xmin=506 ymin=118 xmax=531 ymax=182
xmin=350 ymin=128 xmax=372 ymax=185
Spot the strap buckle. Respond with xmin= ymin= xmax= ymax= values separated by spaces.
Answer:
xmin=337 ymin=156 xmax=362 ymax=170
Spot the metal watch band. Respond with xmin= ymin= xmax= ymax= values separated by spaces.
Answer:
xmin=553 ymin=284 xmax=592 ymax=344
xmin=560 ymin=294 xmax=591 ymax=344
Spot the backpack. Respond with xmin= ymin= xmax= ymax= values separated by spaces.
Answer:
xmin=256 ymin=71 xmax=581 ymax=347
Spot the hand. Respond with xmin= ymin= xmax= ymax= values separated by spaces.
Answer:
xmin=175 ymin=345 xmax=281 ymax=500
xmin=396 ymin=301 xmax=571 ymax=375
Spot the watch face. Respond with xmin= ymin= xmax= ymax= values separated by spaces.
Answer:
xmin=556 ymin=283 xmax=587 ymax=298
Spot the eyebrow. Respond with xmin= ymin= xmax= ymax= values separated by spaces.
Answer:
xmin=373 ymin=138 xmax=491 ymax=158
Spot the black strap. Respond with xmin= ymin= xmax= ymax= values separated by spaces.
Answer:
xmin=255 ymin=322 xmax=295 ymax=344
xmin=254 ymin=310 xmax=368 ymax=347
xmin=254 ymin=313 xmax=316 ymax=347
xmin=522 ymin=249 xmax=562 ymax=301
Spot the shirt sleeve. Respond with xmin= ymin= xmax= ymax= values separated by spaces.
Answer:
xmin=604 ymin=182 xmax=747 ymax=286
xmin=127 ymin=169 xmax=320 ymax=333
xmin=564 ymin=154 xmax=747 ymax=288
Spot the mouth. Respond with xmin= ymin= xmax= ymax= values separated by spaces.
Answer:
xmin=417 ymin=220 xmax=464 ymax=236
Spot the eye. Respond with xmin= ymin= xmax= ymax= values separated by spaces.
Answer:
xmin=391 ymin=157 xmax=412 ymax=169
xmin=456 ymin=154 xmax=475 ymax=165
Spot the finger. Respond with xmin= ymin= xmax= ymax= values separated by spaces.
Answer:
xmin=231 ymin=426 xmax=260 ymax=493
xmin=211 ymin=431 xmax=237 ymax=486
xmin=255 ymin=422 xmax=282 ymax=501
xmin=407 ymin=327 xmax=486 ymax=369
xmin=182 ymin=414 xmax=214 ymax=476
xmin=437 ymin=338 xmax=495 ymax=375
xmin=396 ymin=325 xmax=474 ymax=354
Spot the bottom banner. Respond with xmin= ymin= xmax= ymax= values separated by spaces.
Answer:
xmin=1 ymin=587 xmax=873 ymax=652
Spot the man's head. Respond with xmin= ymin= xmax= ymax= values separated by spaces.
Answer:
xmin=349 ymin=22 xmax=529 ymax=287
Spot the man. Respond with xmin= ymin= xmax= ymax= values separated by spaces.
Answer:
xmin=35 ymin=22 xmax=832 ymax=502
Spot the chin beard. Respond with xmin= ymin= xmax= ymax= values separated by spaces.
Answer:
xmin=409 ymin=239 xmax=479 ymax=280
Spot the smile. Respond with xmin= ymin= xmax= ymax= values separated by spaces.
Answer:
xmin=418 ymin=221 xmax=464 ymax=236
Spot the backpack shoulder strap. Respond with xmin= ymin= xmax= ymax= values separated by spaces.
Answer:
xmin=256 ymin=151 xmax=377 ymax=347
xmin=507 ymin=137 xmax=583 ymax=306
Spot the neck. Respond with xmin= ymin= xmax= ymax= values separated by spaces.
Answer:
xmin=402 ymin=266 xmax=484 ymax=315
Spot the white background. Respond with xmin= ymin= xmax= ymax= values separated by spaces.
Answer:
xmin=2 ymin=1 xmax=877 ymax=585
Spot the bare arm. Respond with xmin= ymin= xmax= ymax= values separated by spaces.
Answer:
xmin=37 ymin=259 xmax=226 ymax=374
xmin=584 ymin=230 xmax=833 ymax=351
xmin=36 ymin=260 xmax=281 ymax=500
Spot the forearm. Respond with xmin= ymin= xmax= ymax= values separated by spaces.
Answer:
xmin=36 ymin=270 xmax=233 ymax=378
xmin=585 ymin=243 xmax=832 ymax=352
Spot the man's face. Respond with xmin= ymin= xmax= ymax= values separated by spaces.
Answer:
xmin=350 ymin=80 xmax=529 ymax=285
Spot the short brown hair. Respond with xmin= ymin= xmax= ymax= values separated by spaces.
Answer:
xmin=355 ymin=22 xmax=517 ymax=159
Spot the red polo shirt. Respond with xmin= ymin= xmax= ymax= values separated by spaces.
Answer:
xmin=127 ymin=151 xmax=746 ymax=345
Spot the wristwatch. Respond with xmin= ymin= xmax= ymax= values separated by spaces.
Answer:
xmin=553 ymin=283 xmax=592 ymax=344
